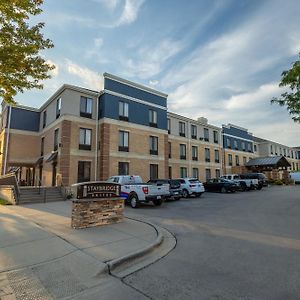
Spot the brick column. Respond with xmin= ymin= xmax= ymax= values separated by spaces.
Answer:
xmin=99 ymin=123 xmax=110 ymax=180
xmin=164 ymin=134 xmax=169 ymax=179
xmin=60 ymin=120 xmax=71 ymax=185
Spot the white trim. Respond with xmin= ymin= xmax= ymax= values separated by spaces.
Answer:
xmin=9 ymin=129 xmax=40 ymax=136
xmin=110 ymin=152 xmax=165 ymax=161
xmin=103 ymin=72 xmax=168 ymax=98
xmin=104 ymin=89 xmax=167 ymax=111
xmin=168 ymin=134 xmax=222 ymax=147
xmin=222 ymin=133 xmax=253 ymax=143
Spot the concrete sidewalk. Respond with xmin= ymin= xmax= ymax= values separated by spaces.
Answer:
xmin=0 ymin=201 xmax=174 ymax=299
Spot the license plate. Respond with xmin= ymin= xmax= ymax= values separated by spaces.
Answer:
xmin=157 ymin=196 xmax=161 ymax=199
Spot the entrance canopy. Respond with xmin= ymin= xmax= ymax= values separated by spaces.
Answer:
xmin=246 ymin=156 xmax=291 ymax=169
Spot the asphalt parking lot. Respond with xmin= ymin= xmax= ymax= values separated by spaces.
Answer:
xmin=125 ymin=185 xmax=300 ymax=299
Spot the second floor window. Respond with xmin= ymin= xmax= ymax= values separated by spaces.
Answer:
xmin=80 ymin=97 xmax=93 ymax=118
xmin=215 ymin=149 xmax=220 ymax=163
xmin=227 ymin=138 xmax=231 ymax=148
xmin=205 ymin=148 xmax=210 ymax=162
xmin=56 ymin=98 xmax=61 ymax=119
xmin=119 ymin=101 xmax=129 ymax=121
xmin=248 ymin=143 xmax=252 ymax=152
xmin=192 ymin=146 xmax=198 ymax=160
xmin=180 ymin=144 xmax=186 ymax=160
xmin=54 ymin=129 xmax=59 ymax=151
xmin=191 ymin=125 xmax=197 ymax=139
xmin=149 ymin=136 xmax=158 ymax=155
xmin=234 ymin=140 xmax=238 ymax=149
xmin=242 ymin=142 xmax=246 ymax=151
xmin=119 ymin=130 xmax=129 ymax=152
xmin=204 ymin=128 xmax=209 ymax=142
xmin=149 ymin=110 xmax=157 ymax=127
xmin=42 ymin=111 xmax=47 ymax=128
xmin=167 ymin=118 xmax=171 ymax=134
xmin=179 ymin=122 xmax=185 ymax=137
xmin=79 ymin=128 xmax=92 ymax=150
xmin=213 ymin=131 xmax=218 ymax=143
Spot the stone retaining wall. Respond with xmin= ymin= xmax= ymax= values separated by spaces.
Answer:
xmin=0 ymin=185 xmax=16 ymax=204
xmin=71 ymin=197 xmax=124 ymax=229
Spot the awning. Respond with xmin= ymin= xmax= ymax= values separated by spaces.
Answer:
xmin=45 ymin=151 xmax=58 ymax=163
xmin=246 ymin=156 xmax=291 ymax=168
xmin=35 ymin=157 xmax=43 ymax=165
xmin=7 ymin=166 xmax=20 ymax=173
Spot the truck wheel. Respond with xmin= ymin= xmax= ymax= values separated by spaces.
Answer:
xmin=153 ymin=199 xmax=162 ymax=206
xmin=182 ymin=189 xmax=189 ymax=198
xmin=240 ymin=182 xmax=247 ymax=192
xmin=196 ymin=193 xmax=202 ymax=197
xmin=129 ymin=194 xmax=140 ymax=208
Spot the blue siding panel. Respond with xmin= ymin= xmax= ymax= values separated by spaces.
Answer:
xmin=100 ymin=93 xmax=167 ymax=130
xmin=104 ymin=78 xmax=167 ymax=107
xmin=222 ymin=126 xmax=253 ymax=152
xmin=10 ymin=107 xmax=40 ymax=132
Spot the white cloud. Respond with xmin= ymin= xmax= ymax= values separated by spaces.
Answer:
xmin=66 ymin=60 xmax=103 ymax=90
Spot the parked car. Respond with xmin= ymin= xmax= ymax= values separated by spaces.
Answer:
xmin=175 ymin=178 xmax=205 ymax=198
xmin=204 ymin=178 xmax=237 ymax=193
xmin=148 ymin=179 xmax=182 ymax=200
xmin=220 ymin=174 xmax=259 ymax=191
xmin=107 ymin=175 xmax=169 ymax=208
xmin=240 ymin=173 xmax=268 ymax=188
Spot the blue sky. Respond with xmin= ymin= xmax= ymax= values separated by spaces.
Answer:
xmin=17 ymin=0 xmax=300 ymax=146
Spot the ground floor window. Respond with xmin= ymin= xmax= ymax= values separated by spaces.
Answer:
xmin=192 ymin=168 xmax=199 ymax=179
xmin=118 ymin=162 xmax=129 ymax=175
xmin=180 ymin=167 xmax=187 ymax=178
xmin=216 ymin=169 xmax=220 ymax=178
xmin=150 ymin=164 xmax=158 ymax=180
xmin=205 ymin=168 xmax=211 ymax=181
xmin=78 ymin=161 xmax=91 ymax=183
xmin=168 ymin=166 xmax=172 ymax=179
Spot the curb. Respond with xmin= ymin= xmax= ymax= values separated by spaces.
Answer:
xmin=107 ymin=217 xmax=164 ymax=273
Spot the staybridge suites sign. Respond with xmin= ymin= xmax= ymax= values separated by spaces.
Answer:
xmin=75 ymin=182 xmax=121 ymax=199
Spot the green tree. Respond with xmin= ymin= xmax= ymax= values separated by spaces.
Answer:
xmin=271 ymin=53 xmax=300 ymax=122
xmin=0 ymin=0 xmax=54 ymax=104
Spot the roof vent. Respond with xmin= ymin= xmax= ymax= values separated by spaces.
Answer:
xmin=197 ymin=117 xmax=208 ymax=124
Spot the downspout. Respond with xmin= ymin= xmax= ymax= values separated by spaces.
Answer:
xmin=3 ymin=105 xmax=11 ymax=174
xmin=94 ymin=93 xmax=100 ymax=181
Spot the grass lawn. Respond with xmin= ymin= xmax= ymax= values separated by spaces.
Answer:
xmin=0 ymin=198 xmax=12 ymax=205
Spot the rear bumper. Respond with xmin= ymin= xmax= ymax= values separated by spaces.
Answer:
xmin=145 ymin=195 xmax=167 ymax=202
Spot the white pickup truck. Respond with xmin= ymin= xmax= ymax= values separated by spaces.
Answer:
xmin=107 ymin=175 xmax=170 ymax=208
xmin=220 ymin=174 xmax=259 ymax=191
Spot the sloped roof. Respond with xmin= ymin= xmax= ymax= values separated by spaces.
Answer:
xmin=246 ymin=156 xmax=291 ymax=167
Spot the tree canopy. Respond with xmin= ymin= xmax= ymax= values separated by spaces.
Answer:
xmin=271 ymin=53 xmax=300 ymax=123
xmin=0 ymin=0 xmax=54 ymax=104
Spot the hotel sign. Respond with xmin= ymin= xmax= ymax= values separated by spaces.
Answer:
xmin=76 ymin=182 xmax=121 ymax=199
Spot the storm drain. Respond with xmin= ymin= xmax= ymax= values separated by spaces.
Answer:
xmin=32 ymin=263 xmax=87 ymax=298
xmin=6 ymin=269 xmax=52 ymax=300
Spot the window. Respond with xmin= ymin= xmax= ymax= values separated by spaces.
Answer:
xmin=228 ymin=154 xmax=233 ymax=166
xmin=234 ymin=140 xmax=238 ymax=149
xmin=216 ymin=169 xmax=220 ymax=178
xmin=167 ymin=118 xmax=171 ymax=134
xmin=213 ymin=131 xmax=218 ymax=143
xmin=78 ymin=161 xmax=91 ymax=183
xmin=119 ymin=101 xmax=129 ymax=121
xmin=168 ymin=142 xmax=172 ymax=158
xmin=168 ymin=166 xmax=172 ymax=179
xmin=205 ymin=148 xmax=210 ymax=162
xmin=204 ymin=128 xmax=209 ymax=142
xmin=192 ymin=146 xmax=198 ymax=161
xmin=54 ymin=129 xmax=59 ymax=151
xmin=192 ymin=168 xmax=199 ymax=179
xmin=254 ymin=144 xmax=257 ymax=152
xmin=56 ymin=98 xmax=61 ymax=119
xmin=191 ymin=125 xmax=197 ymax=139
xmin=180 ymin=144 xmax=186 ymax=160
xmin=235 ymin=155 xmax=240 ymax=166
xmin=242 ymin=142 xmax=246 ymax=151
xmin=180 ymin=167 xmax=187 ymax=178
xmin=284 ymin=148 xmax=286 ymax=156
xmin=42 ymin=111 xmax=47 ymax=128
xmin=119 ymin=131 xmax=129 ymax=152
xmin=79 ymin=128 xmax=92 ymax=150
xmin=291 ymin=151 xmax=294 ymax=159
xmin=248 ymin=143 xmax=252 ymax=152
xmin=215 ymin=149 xmax=220 ymax=163
xmin=80 ymin=97 xmax=93 ymax=118
xmin=149 ymin=136 xmax=158 ymax=155
xmin=243 ymin=157 xmax=247 ymax=165
xmin=41 ymin=137 xmax=44 ymax=156
xmin=150 ymin=164 xmax=158 ymax=180
xmin=179 ymin=122 xmax=185 ymax=137
xmin=149 ymin=110 xmax=157 ymax=127
xmin=227 ymin=138 xmax=231 ymax=148
xmin=270 ymin=145 xmax=273 ymax=154
xmin=205 ymin=168 xmax=211 ymax=181
xmin=118 ymin=162 xmax=129 ymax=175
